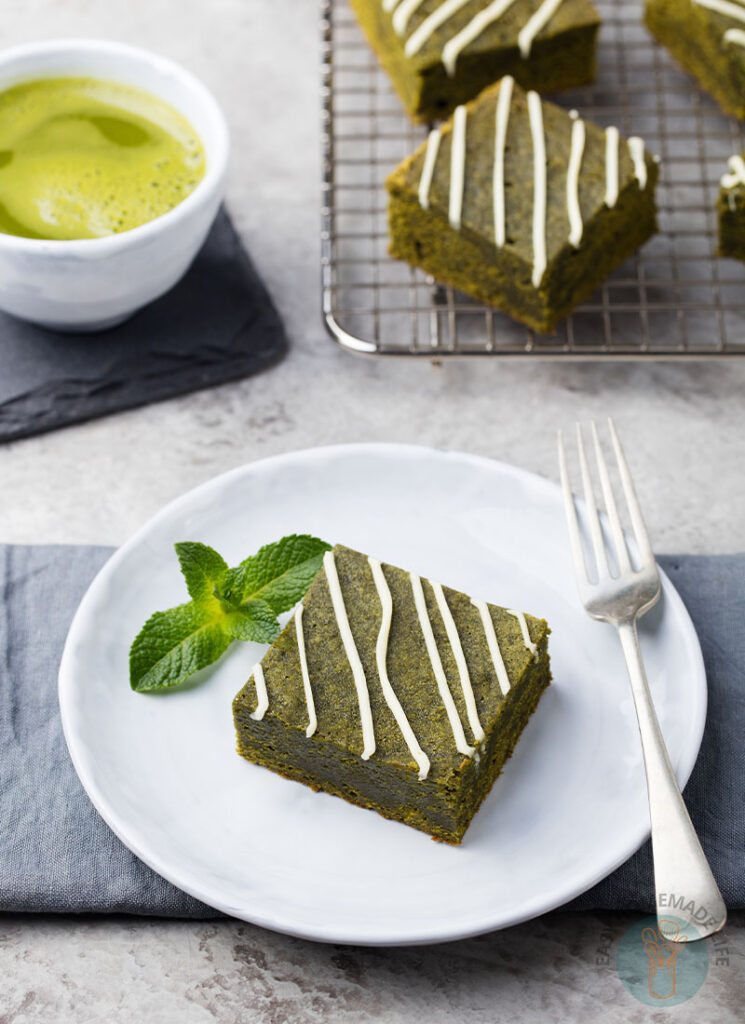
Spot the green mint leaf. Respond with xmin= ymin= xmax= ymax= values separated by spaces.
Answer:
xmin=130 ymin=534 xmax=332 ymax=695
xmin=221 ymin=534 xmax=331 ymax=614
xmin=174 ymin=541 xmax=228 ymax=604
xmin=129 ymin=602 xmax=231 ymax=692
xmin=224 ymin=600 xmax=281 ymax=644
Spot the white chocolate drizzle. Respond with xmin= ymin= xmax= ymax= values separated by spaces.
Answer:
xmin=693 ymin=0 xmax=745 ymax=25
xmin=627 ymin=136 xmax=647 ymax=190
xmin=508 ymin=609 xmax=539 ymax=660
xmin=418 ymin=126 xmax=442 ymax=209
xmin=392 ymin=0 xmax=427 ymax=34
xmin=384 ymin=0 xmax=570 ymax=77
xmin=323 ymin=550 xmax=376 ymax=760
xmin=250 ymin=663 xmax=268 ymax=720
xmin=295 ymin=604 xmax=317 ymax=738
xmin=527 ymin=89 xmax=547 ymax=287
xmin=449 ymin=104 xmax=467 ymax=229
xmin=690 ymin=0 xmax=745 ymax=54
xmin=432 ymin=582 xmax=485 ymax=742
xmin=518 ymin=0 xmax=568 ymax=57
xmin=472 ymin=600 xmax=511 ymax=695
xmin=368 ymin=558 xmax=431 ymax=780
xmin=442 ymin=0 xmax=519 ymax=76
xmin=493 ymin=74 xmax=514 ymax=247
xmin=721 ymin=153 xmax=745 ymax=188
xmin=410 ymin=572 xmax=475 ymax=757
xmin=566 ymin=111 xmax=586 ymax=247
xmin=604 ymin=125 xmax=619 ymax=208
xmin=405 ymin=0 xmax=472 ymax=57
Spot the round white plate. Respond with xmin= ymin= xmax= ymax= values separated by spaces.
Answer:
xmin=59 ymin=444 xmax=706 ymax=945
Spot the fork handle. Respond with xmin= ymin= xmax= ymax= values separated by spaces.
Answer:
xmin=617 ymin=620 xmax=726 ymax=941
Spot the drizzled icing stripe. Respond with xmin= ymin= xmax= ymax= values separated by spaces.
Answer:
xmin=431 ymin=582 xmax=485 ymax=742
xmin=388 ymin=0 xmax=571 ymax=73
xmin=627 ymin=137 xmax=647 ymax=190
xmin=295 ymin=604 xmax=317 ymax=738
xmin=418 ymin=127 xmax=442 ymax=209
xmin=724 ymin=26 xmax=745 ymax=44
xmin=721 ymin=153 xmax=745 ymax=188
xmin=323 ymin=550 xmax=376 ymax=759
xmin=368 ymin=558 xmax=431 ymax=780
xmin=449 ymin=104 xmax=467 ymax=229
xmin=250 ymin=663 xmax=268 ymax=720
xmin=442 ymin=0 xmax=519 ymax=76
xmin=493 ymin=74 xmax=514 ymax=247
xmin=518 ymin=0 xmax=568 ymax=57
xmin=405 ymin=0 xmax=472 ymax=57
xmin=410 ymin=573 xmax=475 ymax=757
xmin=527 ymin=90 xmax=547 ymax=288
xmin=693 ymin=0 xmax=745 ymax=23
xmin=604 ymin=125 xmax=620 ymax=208
xmin=508 ymin=609 xmax=539 ymax=660
xmin=566 ymin=111 xmax=585 ymax=247
xmin=392 ymin=0 xmax=427 ymax=35
xmin=472 ymin=600 xmax=511 ymax=695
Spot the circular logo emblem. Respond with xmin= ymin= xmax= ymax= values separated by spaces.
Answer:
xmin=616 ymin=916 xmax=709 ymax=1006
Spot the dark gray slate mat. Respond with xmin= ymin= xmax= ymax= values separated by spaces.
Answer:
xmin=0 ymin=208 xmax=287 ymax=443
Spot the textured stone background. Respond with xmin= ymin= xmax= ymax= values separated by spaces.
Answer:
xmin=1 ymin=0 xmax=743 ymax=1020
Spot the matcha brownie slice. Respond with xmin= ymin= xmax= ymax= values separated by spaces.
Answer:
xmin=351 ymin=0 xmax=600 ymax=122
xmin=233 ymin=543 xmax=550 ymax=844
xmin=386 ymin=77 xmax=659 ymax=332
xmin=718 ymin=153 xmax=745 ymax=259
xmin=645 ymin=0 xmax=745 ymax=120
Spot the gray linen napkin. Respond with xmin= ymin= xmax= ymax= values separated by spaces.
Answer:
xmin=0 ymin=545 xmax=742 ymax=918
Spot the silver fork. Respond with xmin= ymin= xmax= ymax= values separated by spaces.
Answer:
xmin=558 ymin=419 xmax=726 ymax=942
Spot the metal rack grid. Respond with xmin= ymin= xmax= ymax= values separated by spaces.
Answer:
xmin=320 ymin=0 xmax=745 ymax=358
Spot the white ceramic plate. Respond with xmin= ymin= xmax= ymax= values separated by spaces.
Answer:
xmin=59 ymin=444 xmax=706 ymax=945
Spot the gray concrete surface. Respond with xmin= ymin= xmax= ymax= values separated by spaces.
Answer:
xmin=1 ymin=1 xmax=743 ymax=1021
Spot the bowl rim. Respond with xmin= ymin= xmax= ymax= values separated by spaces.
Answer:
xmin=0 ymin=37 xmax=230 ymax=256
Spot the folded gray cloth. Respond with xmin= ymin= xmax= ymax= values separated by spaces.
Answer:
xmin=0 ymin=545 xmax=742 ymax=918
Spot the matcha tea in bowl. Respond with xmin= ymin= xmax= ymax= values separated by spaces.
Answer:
xmin=0 ymin=39 xmax=229 ymax=331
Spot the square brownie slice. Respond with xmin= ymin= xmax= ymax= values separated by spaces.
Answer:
xmin=233 ymin=544 xmax=551 ymax=844
xmin=350 ymin=0 xmax=600 ymax=122
xmin=386 ymin=77 xmax=658 ymax=332
xmin=646 ymin=0 xmax=745 ymax=120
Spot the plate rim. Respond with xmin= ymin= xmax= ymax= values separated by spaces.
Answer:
xmin=58 ymin=442 xmax=708 ymax=945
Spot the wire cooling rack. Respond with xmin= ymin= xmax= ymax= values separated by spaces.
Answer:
xmin=320 ymin=0 xmax=745 ymax=358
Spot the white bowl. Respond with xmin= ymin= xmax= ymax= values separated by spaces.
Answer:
xmin=0 ymin=39 xmax=229 ymax=331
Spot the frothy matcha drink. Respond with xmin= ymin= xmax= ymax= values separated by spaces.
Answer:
xmin=0 ymin=77 xmax=206 ymax=240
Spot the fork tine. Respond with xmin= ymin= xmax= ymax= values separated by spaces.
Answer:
xmin=576 ymin=423 xmax=610 ymax=579
xmin=590 ymin=421 xmax=632 ymax=575
xmin=557 ymin=429 xmax=590 ymax=583
xmin=608 ymin=418 xmax=655 ymax=565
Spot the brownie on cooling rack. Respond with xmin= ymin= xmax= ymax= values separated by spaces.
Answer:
xmin=385 ymin=78 xmax=659 ymax=333
xmin=233 ymin=544 xmax=551 ymax=844
xmin=718 ymin=153 xmax=745 ymax=260
xmin=349 ymin=0 xmax=600 ymax=123
xmin=645 ymin=0 xmax=745 ymax=120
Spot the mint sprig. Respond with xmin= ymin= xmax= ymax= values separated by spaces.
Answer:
xmin=130 ymin=534 xmax=330 ymax=693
